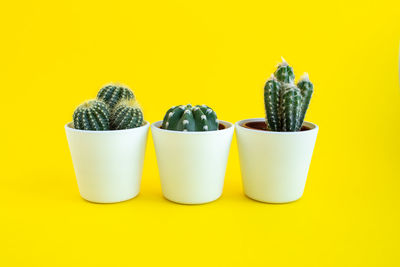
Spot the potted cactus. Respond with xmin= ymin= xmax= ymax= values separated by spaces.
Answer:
xmin=235 ymin=58 xmax=319 ymax=203
xmin=65 ymin=83 xmax=149 ymax=203
xmin=151 ymin=104 xmax=234 ymax=204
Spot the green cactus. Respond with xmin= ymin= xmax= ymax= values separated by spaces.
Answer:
xmin=264 ymin=74 xmax=281 ymax=131
xmin=297 ymin=73 xmax=314 ymax=129
xmin=274 ymin=57 xmax=295 ymax=83
xmin=111 ymin=99 xmax=144 ymax=130
xmin=161 ymin=104 xmax=218 ymax=132
xmin=280 ymin=83 xmax=302 ymax=132
xmin=73 ymin=100 xmax=110 ymax=131
xmin=97 ymin=83 xmax=135 ymax=109
xmin=263 ymin=58 xmax=314 ymax=131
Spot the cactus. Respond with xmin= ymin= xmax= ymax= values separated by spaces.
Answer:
xmin=97 ymin=83 xmax=135 ymax=109
xmin=264 ymin=74 xmax=281 ymax=131
xmin=161 ymin=104 xmax=218 ymax=132
xmin=111 ymin=99 xmax=144 ymax=130
xmin=264 ymin=58 xmax=314 ymax=132
xmin=73 ymin=100 xmax=110 ymax=131
xmin=274 ymin=57 xmax=295 ymax=84
xmin=280 ymin=83 xmax=302 ymax=131
xmin=297 ymin=73 xmax=314 ymax=129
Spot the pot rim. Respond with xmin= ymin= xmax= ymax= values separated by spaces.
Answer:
xmin=235 ymin=118 xmax=318 ymax=135
xmin=65 ymin=120 xmax=149 ymax=134
xmin=151 ymin=120 xmax=233 ymax=135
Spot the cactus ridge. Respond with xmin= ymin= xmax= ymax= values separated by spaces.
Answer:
xmin=263 ymin=58 xmax=314 ymax=132
xmin=73 ymin=100 xmax=110 ymax=131
xmin=297 ymin=73 xmax=314 ymax=129
xmin=111 ymin=100 xmax=143 ymax=130
xmin=97 ymin=84 xmax=135 ymax=109
xmin=162 ymin=104 xmax=218 ymax=132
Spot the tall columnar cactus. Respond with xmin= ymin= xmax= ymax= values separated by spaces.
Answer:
xmin=264 ymin=58 xmax=314 ymax=132
xmin=280 ymin=83 xmax=302 ymax=131
xmin=274 ymin=57 xmax=295 ymax=84
xmin=297 ymin=73 xmax=314 ymax=129
xmin=111 ymin=99 xmax=144 ymax=130
xmin=161 ymin=104 xmax=218 ymax=132
xmin=97 ymin=83 xmax=135 ymax=109
xmin=73 ymin=100 xmax=110 ymax=130
xmin=264 ymin=74 xmax=281 ymax=131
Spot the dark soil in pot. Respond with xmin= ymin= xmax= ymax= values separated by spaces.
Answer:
xmin=243 ymin=121 xmax=310 ymax=132
xmin=159 ymin=123 xmax=226 ymax=130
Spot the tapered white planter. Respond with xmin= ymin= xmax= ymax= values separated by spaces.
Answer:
xmin=65 ymin=122 xmax=149 ymax=203
xmin=236 ymin=118 xmax=318 ymax=203
xmin=151 ymin=120 xmax=234 ymax=204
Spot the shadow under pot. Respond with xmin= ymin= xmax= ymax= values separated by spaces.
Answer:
xmin=151 ymin=120 xmax=234 ymax=204
xmin=65 ymin=122 xmax=149 ymax=203
xmin=235 ymin=118 xmax=318 ymax=203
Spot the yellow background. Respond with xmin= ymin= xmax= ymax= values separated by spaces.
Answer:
xmin=1 ymin=0 xmax=399 ymax=266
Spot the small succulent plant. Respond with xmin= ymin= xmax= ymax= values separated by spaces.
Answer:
xmin=161 ymin=104 xmax=218 ymax=132
xmin=111 ymin=99 xmax=143 ymax=130
xmin=264 ymin=58 xmax=314 ymax=132
xmin=73 ymin=100 xmax=110 ymax=131
xmin=72 ymin=83 xmax=144 ymax=131
xmin=97 ymin=83 xmax=135 ymax=109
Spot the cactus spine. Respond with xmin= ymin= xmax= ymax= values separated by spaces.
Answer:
xmin=297 ymin=73 xmax=314 ymax=129
xmin=161 ymin=104 xmax=218 ymax=132
xmin=73 ymin=100 xmax=110 ymax=130
xmin=97 ymin=84 xmax=135 ymax=109
xmin=264 ymin=58 xmax=314 ymax=132
xmin=111 ymin=99 xmax=144 ymax=130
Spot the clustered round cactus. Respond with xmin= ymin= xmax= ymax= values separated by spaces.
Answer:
xmin=111 ymin=99 xmax=144 ymax=130
xmin=97 ymin=84 xmax=135 ymax=109
xmin=161 ymin=104 xmax=218 ymax=132
xmin=73 ymin=83 xmax=144 ymax=131
xmin=264 ymin=58 xmax=314 ymax=132
xmin=73 ymin=100 xmax=110 ymax=131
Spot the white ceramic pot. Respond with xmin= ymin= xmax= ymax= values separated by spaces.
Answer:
xmin=235 ymin=118 xmax=318 ymax=203
xmin=151 ymin=120 xmax=234 ymax=204
xmin=65 ymin=121 xmax=149 ymax=203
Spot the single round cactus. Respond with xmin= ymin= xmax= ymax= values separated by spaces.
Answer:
xmin=161 ymin=104 xmax=218 ymax=132
xmin=280 ymin=83 xmax=302 ymax=132
xmin=73 ymin=100 xmax=110 ymax=131
xmin=264 ymin=74 xmax=281 ymax=131
xmin=297 ymin=73 xmax=314 ymax=129
xmin=274 ymin=57 xmax=295 ymax=84
xmin=111 ymin=99 xmax=144 ymax=130
xmin=97 ymin=83 xmax=135 ymax=109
